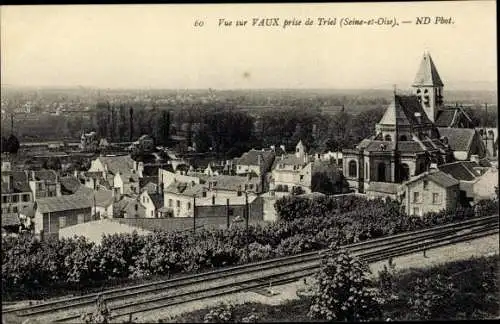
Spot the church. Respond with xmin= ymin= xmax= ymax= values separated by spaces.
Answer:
xmin=343 ymin=52 xmax=487 ymax=195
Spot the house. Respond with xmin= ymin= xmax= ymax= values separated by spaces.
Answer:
xmin=399 ymin=170 xmax=460 ymax=217
xmin=1 ymin=171 xmax=33 ymax=215
xmin=113 ymin=196 xmax=146 ymax=219
xmin=33 ymin=194 xmax=94 ymax=238
xmin=438 ymin=160 xmax=497 ymax=204
xmin=163 ymin=181 xmax=261 ymax=219
xmin=89 ymin=155 xmax=143 ymax=196
xmin=28 ymin=170 xmax=62 ymax=200
xmin=140 ymin=179 xmax=159 ymax=194
xmin=163 ymin=182 xmax=205 ymax=218
xmin=437 ymin=128 xmax=486 ymax=161
xmin=94 ymin=189 xmax=114 ymax=219
xmin=80 ymin=131 xmax=99 ymax=152
xmin=131 ymin=135 xmax=155 ymax=152
xmin=139 ymin=190 xmax=164 ymax=218
xmin=202 ymin=174 xmax=263 ymax=197
xmin=270 ymin=141 xmax=316 ymax=194
xmin=235 ymin=149 xmax=275 ymax=177
xmin=158 ymin=168 xmax=201 ymax=189
xmin=75 ymin=171 xmax=109 ymax=190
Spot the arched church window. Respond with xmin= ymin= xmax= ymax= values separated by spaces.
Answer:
xmin=377 ymin=163 xmax=386 ymax=182
xmin=384 ymin=135 xmax=392 ymax=141
xmin=348 ymin=160 xmax=357 ymax=178
xmin=479 ymin=129 xmax=484 ymax=136
xmin=399 ymin=135 xmax=408 ymax=141
xmin=488 ymin=130 xmax=494 ymax=138
xmin=401 ymin=163 xmax=410 ymax=181
xmin=424 ymin=89 xmax=429 ymax=93
xmin=416 ymin=89 xmax=421 ymax=94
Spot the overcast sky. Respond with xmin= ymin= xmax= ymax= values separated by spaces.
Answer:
xmin=1 ymin=2 xmax=497 ymax=90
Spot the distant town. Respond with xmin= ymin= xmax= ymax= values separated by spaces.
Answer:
xmin=1 ymin=51 xmax=498 ymax=323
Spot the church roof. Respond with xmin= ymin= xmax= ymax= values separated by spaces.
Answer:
xmin=412 ymin=52 xmax=444 ymax=87
xmin=378 ymin=95 xmax=433 ymax=127
xmin=437 ymin=128 xmax=476 ymax=152
xmin=435 ymin=107 xmax=474 ymax=128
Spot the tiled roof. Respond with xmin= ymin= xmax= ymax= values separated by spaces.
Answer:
xmin=1 ymin=171 xmax=31 ymax=193
xmin=405 ymin=170 xmax=460 ymax=188
xmin=207 ymin=175 xmax=260 ymax=192
xmin=164 ymin=182 xmax=206 ymax=197
xmin=83 ymin=171 xmax=104 ymax=180
xmin=36 ymin=194 xmax=93 ymax=214
xmin=367 ymin=182 xmax=400 ymax=194
xmin=148 ymin=193 xmax=164 ymax=209
xmin=412 ymin=52 xmax=444 ymax=87
xmin=99 ymin=155 xmax=135 ymax=175
xmin=273 ymin=154 xmax=309 ymax=168
xmin=114 ymin=196 xmax=146 ymax=218
xmin=140 ymin=176 xmax=158 ymax=188
xmin=75 ymin=185 xmax=96 ymax=198
xmin=435 ymin=109 xmax=457 ymax=127
xmin=435 ymin=108 xmax=474 ymax=128
xmin=32 ymin=169 xmax=58 ymax=182
xmin=427 ymin=171 xmax=460 ymax=187
xmin=94 ymin=189 xmax=114 ymax=207
xmin=237 ymin=149 xmax=275 ymax=167
xmin=60 ymin=176 xmax=81 ymax=194
xmin=398 ymin=141 xmax=427 ymax=152
xmin=141 ymin=182 xmax=158 ymax=194
xmin=437 ymin=128 xmax=476 ymax=152
xmin=1 ymin=213 xmax=20 ymax=227
xmin=438 ymin=161 xmax=481 ymax=181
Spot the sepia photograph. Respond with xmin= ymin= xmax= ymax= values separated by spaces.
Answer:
xmin=1 ymin=1 xmax=498 ymax=323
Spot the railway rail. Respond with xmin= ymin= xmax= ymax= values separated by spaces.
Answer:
xmin=3 ymin=214 xmax=498 ymax=323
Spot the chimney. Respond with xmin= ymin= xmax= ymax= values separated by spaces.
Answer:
xmin=414 ymin=112 xmax=422 ymax=124
xmin=470 ymin=155 xmax=480 ymax=164
xmin=429 ymin=163 xmax=438 ymax=170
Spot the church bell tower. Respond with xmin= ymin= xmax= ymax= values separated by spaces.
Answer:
xmin=412 ymin=52 xmax=444 ymax=122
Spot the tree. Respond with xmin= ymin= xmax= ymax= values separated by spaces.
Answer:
xmin=1 ymin=136 xmax=7 ymax=153
xmin=43 ymin=157 xmax=62 ymax=171
xmin=308 ymin=243 xmax=382 ymax=322
xmin=291 ymin=186 xmax=305 ymax=196
xmin=5 ymin=134 xmax=20 ymax=154
xmin=311 ymin=162 xmax=349 ymax=195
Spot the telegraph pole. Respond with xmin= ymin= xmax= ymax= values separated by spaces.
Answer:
xmin=226 ymin=198 xmax=230 ymax=229
xmin=245 ymin=191 xmax=249 ymax=260
xmin=193 ymin=195 xmax=196 ymax=233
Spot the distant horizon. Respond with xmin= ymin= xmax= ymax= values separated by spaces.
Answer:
xmin=1 ymin=84 xmax=497 ymax=93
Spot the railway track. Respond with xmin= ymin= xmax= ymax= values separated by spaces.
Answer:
xmin=3 ymin=215 xmax=498 ymax=323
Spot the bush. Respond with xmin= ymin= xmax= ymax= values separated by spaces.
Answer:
xmin=408 ymin=274 xmax=457 ymax=320
xmin=203 ymin=303 xmax=234 ymax=323
xmin=308 ymin=243 xmax=382 ymax=321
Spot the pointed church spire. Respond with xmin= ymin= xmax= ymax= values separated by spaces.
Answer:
xmin=412 ymin=52 xmax=444 ymax=87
